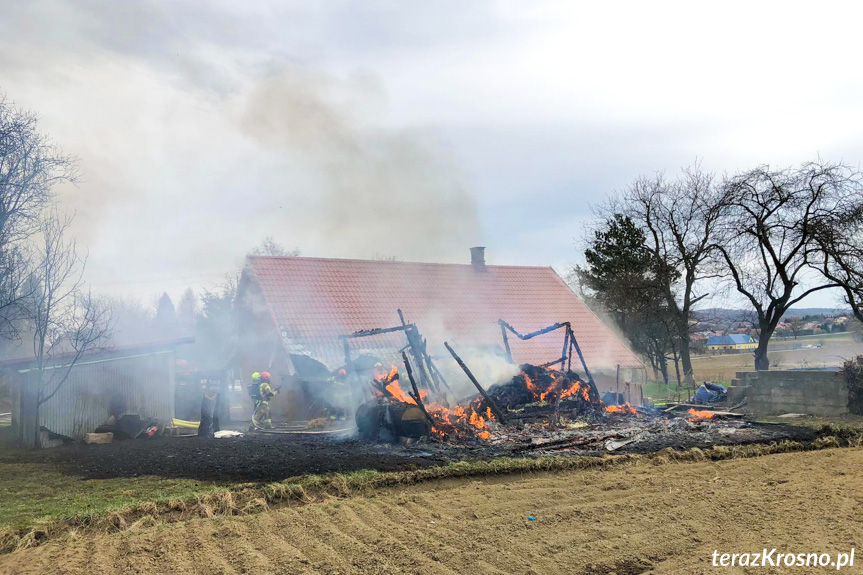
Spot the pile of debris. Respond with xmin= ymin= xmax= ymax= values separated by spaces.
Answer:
xmin=356 ymin=361 xmax=613 ymax=443
xmin=346 ymin=316 xmax=748 ymax=451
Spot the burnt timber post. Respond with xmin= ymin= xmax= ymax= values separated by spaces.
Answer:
xmin=444 ymin=341 xmax=507 ymax=424
xmin=566 ymin=324 xmax=595 ymax=385
xmin=500 ymin=321 xmax=513 ymax=363
xmin=401 ymin=352 xmax=435 ymax=425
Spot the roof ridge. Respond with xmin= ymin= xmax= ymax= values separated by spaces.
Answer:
xmin=247 ymin=255 xmax=554 ymax=270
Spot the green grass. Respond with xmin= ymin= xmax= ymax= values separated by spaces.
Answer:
xmin=641 ymin=380 xmax=703 ymax=404
xmin=0 ymin=461 xmax=227 ymax=530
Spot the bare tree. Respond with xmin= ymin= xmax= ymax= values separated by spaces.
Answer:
xmin=249 ymin=236 xmax=300 ymax=257
xmin=0 ymin=242 xmax=32 ymax=340
xmin=18 ymin=212 xmax=112 ymax=447
xmin=812 ymin=201 xmax=863 ymax=324
xmin=714 ymin=161 xmax=859 ymax=370
xmin=177 ymin=287 xmax=198 ymax=332
xmin=0 ymin=94 xmax=77 ymax=340
xmin=787 ymin=317 xmax=804 ymax=340
xmin=616 ymin=162 xmax=725 ymax=384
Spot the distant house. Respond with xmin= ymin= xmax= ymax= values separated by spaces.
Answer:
xmin=706 ymin=334 xmax=758 ymax=351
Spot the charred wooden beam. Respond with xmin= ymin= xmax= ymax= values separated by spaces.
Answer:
xmin=566 ymin=325 xmax=595 ymax=386
xmin=500 ymin=321 xmax=513 ymax=363
xmin=538 ymin=356 xmax=567 ymax=369
xmin=339 ymin=325 xmax=411 ymax=339
xmin=498 ymin=319 xmax=572 ymax=369
xmin=396 ymin=309 xmax=438 ymax=394
xmin=405 ymin=325 xmax=437 ymax=393
xmin=555 ymin=325 xmax=572 ymax=371
xmin=498 ymin=319 xmax=566 ymax=340
xmin=370 ymin=378 xmax=390 ymax=397
xmin=401 ymin=352 xmax=435 ymax=425
xmin=444 ymin=341 xmax=507 ymax=425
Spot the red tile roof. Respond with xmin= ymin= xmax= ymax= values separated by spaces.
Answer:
xmin=243 ymin=256 xmax=643 ymax=371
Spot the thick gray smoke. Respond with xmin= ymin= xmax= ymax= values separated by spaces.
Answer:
xmin=238 ymin=64 xmax=479 ymax=260
xmin=0 ymin=3 xmax=485 ymax=303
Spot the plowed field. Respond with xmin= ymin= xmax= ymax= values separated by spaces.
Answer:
xmin=2 ymin=447 xmax=861 ymax=574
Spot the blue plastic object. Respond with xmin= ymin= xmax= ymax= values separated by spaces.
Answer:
xmin=527 ymin=515 xmax=536 ymax=521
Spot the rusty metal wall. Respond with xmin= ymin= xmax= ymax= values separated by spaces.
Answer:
xmin=23 ymin=350 xmax=175 ymax=440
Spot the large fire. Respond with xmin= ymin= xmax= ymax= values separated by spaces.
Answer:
xmin=374 ymin=365 xmax=418 ymax=405
xmin=560 ymin=380 xmax=591 ymax=401
xmin=605 ymin=404 xmax=637 ymax=414
xmin=524 ymin=371 xmax=590 ymax=404
xmin=429 ymin=398 xmax=494 ymax=441
xmin=375 ymin=364 xmax=496 ymax=441
xmin=687 ymin=408 xmax=716 ymax=421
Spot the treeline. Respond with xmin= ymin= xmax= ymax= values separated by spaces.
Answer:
xmin=575 ymin=160 xmax=863 ymax=384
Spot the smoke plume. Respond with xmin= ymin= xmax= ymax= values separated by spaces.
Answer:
xmin=238 ymin=64 xmax=479 ymax=260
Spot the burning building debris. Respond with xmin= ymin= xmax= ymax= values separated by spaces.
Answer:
xmin=344 ymin=319 xmax=753 ymax=455
xmin=346 ymin=315 xmax=610 ymax=444
xmin=226 ymin=254 xmax=766 ymax=458
xmin=349 ymin=351 xmax=777 ymax=457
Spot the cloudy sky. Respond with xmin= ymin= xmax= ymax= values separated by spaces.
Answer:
xmin=2 ymin=1 xmax=861 ymax=307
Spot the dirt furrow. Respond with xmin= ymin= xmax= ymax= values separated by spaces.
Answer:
xmin=1 ymin=447 xmax=861 ymax=575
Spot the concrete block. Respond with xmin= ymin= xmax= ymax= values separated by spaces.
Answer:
xmin=84 ymin=432 xmax=113 ymax=444
xmin=726 ymin=386 xmax=748 ymax=404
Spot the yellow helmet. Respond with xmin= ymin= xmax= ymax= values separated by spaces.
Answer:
xmin=252 ymin=372 xmax=261 ymax=381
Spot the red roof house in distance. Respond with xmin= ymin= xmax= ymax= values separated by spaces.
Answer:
xmin=235 ymin=248 xmax=644 ymax=412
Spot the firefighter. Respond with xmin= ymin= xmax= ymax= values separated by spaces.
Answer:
xmin=252 ymin=371 xmax=277 ymax=429
xmin=247 ymin=371 xmax=262 ymax=411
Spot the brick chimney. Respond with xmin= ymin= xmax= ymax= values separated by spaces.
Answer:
xmin=470 ymin=246 xmax=486 ymax=271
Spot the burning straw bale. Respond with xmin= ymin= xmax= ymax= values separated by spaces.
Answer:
xmin=486 ymin=364 xmax=599 ymax=411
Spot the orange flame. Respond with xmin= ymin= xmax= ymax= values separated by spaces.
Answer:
xmin=560 ymin=380 xmax=590 ymax=401
xmin=374 ymin=364 xmax=399 ymax=387
xmin=469 ymin=410 xmax=487 ymax=429
xmin=374 ymin=365 xmax=506 ymax=442
xmin=687 ymin=408 xmax=715 ymax=421
xmin=523 ymin=373 xmax=539 ymax=400
xmin=426 ymin=401 xmax=496 ymax=441
xmin=385 ymin=380 xmax=416 ymax=405
xmin=605 ymin=404 xmax=637 ymax=414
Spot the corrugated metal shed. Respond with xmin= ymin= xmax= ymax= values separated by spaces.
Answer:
xmin=18 ymin=350 xmax=175 ymax=440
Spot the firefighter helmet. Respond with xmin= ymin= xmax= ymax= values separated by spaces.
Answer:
xmin=252 ymin=372 xmax=261 ymax=382
xmin=260 ymin=371 xmax=271 ymax=382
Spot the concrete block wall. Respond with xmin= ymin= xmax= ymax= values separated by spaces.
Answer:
xmin=731 ymin=370 xmax=849 ymax=417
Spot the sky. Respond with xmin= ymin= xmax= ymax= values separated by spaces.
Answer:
xmin=1 ymin=0 xmax=861 ymax=308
